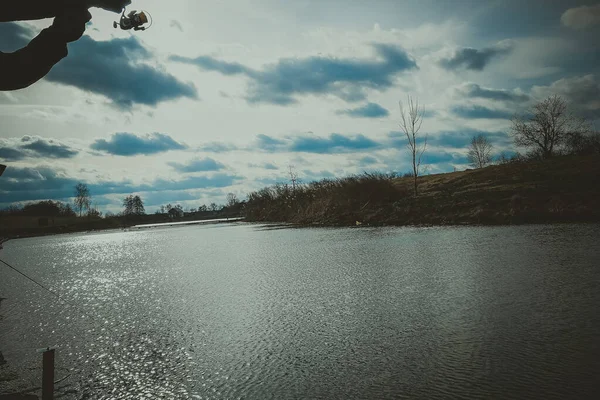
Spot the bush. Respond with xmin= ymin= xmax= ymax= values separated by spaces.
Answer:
xmin=244 ymin=172 xmax=408 ymax=224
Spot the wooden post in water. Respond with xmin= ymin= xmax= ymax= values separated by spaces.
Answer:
xmin=41 ymin=348 xmax=55 ymax=400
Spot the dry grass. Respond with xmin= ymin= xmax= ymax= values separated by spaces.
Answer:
xmin=244 ymin=154 xmax=600 ymax=226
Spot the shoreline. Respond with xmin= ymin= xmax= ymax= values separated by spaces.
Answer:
xmin=0 ymin=217 xmax=245 ymax=242
xmin=3 ymin=217 xmax=599 ymax=243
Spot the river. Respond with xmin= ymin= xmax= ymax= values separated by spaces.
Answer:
xmin=1 ymin=223 xmax=599 ymax=399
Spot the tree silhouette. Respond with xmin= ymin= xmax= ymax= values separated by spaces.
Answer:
xmin=123 ymin=195 xmax=145 ymax=215
xmin=467 ymin=135 xmax=493 ymax=168
xmin=398 ymin=95 xmax=427 ymax=196
xmin=511 ymin=95 xmax=588 ymax=159
xmin=74 ymin=183 xmax=91 ymax=217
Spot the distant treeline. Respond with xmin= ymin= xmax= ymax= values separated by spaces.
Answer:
xmin=0 ymin=200 xmax=76 ymax=217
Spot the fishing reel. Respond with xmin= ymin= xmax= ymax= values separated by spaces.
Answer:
xmin=113 ymin=8 xmax=152 ymax=31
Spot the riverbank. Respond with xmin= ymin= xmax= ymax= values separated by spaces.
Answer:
xmin=0 ymin=212 xmax=244 ymax=241
xmin=243 ymin=154 xmax=600 ymax=226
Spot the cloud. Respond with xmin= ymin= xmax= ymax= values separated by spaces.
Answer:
xmin=438 ymin=41 xmax=513 ymax=71
xmin=386 ymin=128 xmax=512 ymax=151
xmin=300 ymin=169 xmax=336 ymax=183
xmin=0 ymin=165 xmax=240 ymax=205
xmin=336 ymin=102 xmax=389 ymax=118
xmin=457 ymin=83 xmax=529 ymax=103
xmin=0 ymin=140 xmax=27 ymax=161
xmin=171 ymin=55 xmax=251 ymax=76
xmin=530 ymin=74 xmax=600 ymax=119
xmin=149 ymin=174 xmax=240 ymax=192
xmin=422 ymin=151 xmax=467 ymax=165
xmin=90 ymin=132 xmax=187 ymax=156
xmin=561 ymin=4 xmax=600 ymax=29
xmin=168 ymin=157 xmax=226 ymax=172
xmin=0 ymin=136 xmax=78 ymax=161
xmin=0 ymin=146 xmax=26 ymax=161
xmin=255 ymin=134 xmax=287 ymax=152
xmin=386 ymin=131 xmax=428 ymax=149
xmin=0 ymin=22 xmax=32 ymax=51
xmin=198 ymin=142 xmax=239 ymax=152
xmin=253 ymin=133 xmax=382 ymax=154
xmin=170 ymin=43 xmax=417 ymax=105
xmin=451 ymin=105 xmax=514 ymax=119
xmin=248 ymin=162 xmax=278 ymax=170
xmin=289 ymin=133 xmax=380 ymax=153
xmin=170 ymin=20 xmax=184 ymax=32
xmin=45 ymin=36 xmax=197 ymax=108
xmin=427 ymin=129 xmax=512 ymax=149
xmin=20 ymin=136 xmax=78 ymax=158
xmin=357 ymin=156 xmax=379 ymax=167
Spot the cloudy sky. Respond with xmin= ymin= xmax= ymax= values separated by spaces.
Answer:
xmin=1 ymin=0 xmax=599 ymax=213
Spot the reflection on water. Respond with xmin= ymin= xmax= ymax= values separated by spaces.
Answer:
xmin=1 ymin=223 xmax=599 ymax=399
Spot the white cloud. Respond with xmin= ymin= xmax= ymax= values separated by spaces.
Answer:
xmin=561 ymin=4 xmax=600 ymax=29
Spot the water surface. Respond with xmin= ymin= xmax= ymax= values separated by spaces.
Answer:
xmin=1 ymin=223 xmax=599 ymax=399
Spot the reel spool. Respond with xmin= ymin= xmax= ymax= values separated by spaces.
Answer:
xmin=113 ymin=9 xmax=153 ymax=31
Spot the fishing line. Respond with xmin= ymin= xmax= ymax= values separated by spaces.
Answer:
xmin=0 ymin=255 xmax=137 ymax=356
xmin=0 ymin=256 xmax=128 ymax=336
xmin=0 ymin=258 xmax=61 ymax=300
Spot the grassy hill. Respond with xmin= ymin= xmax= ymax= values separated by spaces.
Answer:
xmin=243 ymin=154 xmax=600 ymax=226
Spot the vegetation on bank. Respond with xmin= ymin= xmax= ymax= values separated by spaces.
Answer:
xmin=243 ymin=153 xmax=600 ymax=226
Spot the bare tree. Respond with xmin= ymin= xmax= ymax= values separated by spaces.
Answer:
xmin=398 ymin=95 xmax=427 ymax=196
xmin=510 ymin=94 xmax=588 ymax=159
xmin=74 ymin=183 xmax=91 ymax=217
xmin=288 ymin=165 xmax=299 ymax=191
xmin=467 ymin=134 xmax=494 ymax=168
xmin=226 ymin=193 xmax=239 ymax=207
